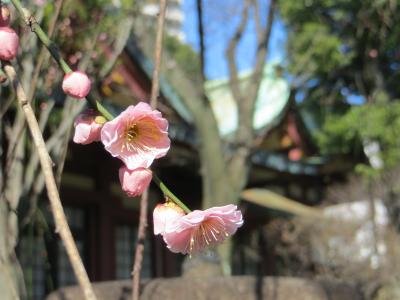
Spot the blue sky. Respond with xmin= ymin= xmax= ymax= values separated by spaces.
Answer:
xmin=181 ymin=1 xmax=364 ymax=105
xmin=182 ymin=0 xmax=287 ymax=80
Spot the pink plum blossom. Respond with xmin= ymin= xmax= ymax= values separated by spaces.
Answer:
xmin=153 ymin=201 xmax=185 ymax=235
xmin=0 ymin=5 xmax=10 ymax=27
xmin=101 ymin=102 xmax=170 ymax=170
xmin=119 ymin=167 xmax=152 ymax=197
xmin=162 ymin=204 xmax=243 ymax=255
xmin=0 ymin=27 xmax=19 ymax=61
xmin=62 ymin=71 xmax=91 ymax=99
xmin=73 ymin=112 xmax=104 ymax=144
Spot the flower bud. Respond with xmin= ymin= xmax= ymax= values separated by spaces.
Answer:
xmin=0 ymin=27 xmax=19 ymax=61
xmin=0 ymin=5 xmax=10 ymax=27
xmin=62 ymin=71 xmax=91 ymax=99
xmin=119 ymin=167 xmax=152 ymax=197
xmin=153 ymin=201 xmax=185 ymax=235
xmin=73 ymin=111 xmax=103 ymax=144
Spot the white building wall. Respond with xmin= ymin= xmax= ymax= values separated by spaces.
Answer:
xmin=141 ymin=0 xmax=185 ymax=41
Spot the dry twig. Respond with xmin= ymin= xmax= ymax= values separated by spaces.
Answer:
xmin=132 ymin=1 xmax=167 ymax=299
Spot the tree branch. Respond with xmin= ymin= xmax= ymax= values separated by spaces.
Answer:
xmin=149 ymin=0 xmax=167 ymax=108
xmin=3 ymin=63 xmax=97 ymax=300
xmin=9 ymin=0 xmax=114 ymax=121
xmin=132 ymin=1 xmax=167 ymax=299
xmin=196 ymin=0 xmax=206 ymax=84
xmin=228 ymin=0 xmax=276 ymax=193
xmin=226 ymin=0 xmax=250 ymax=104
xmin=27 ymin=0 xmax=64 ymax=104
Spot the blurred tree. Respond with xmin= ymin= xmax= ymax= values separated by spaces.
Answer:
xmin=279 ymin=0 xmax=400 ymax=174
xmin=280 ymin=4 xmax=400 ymax=295
xmin=164 ymin=35 xmax=201 ymax=84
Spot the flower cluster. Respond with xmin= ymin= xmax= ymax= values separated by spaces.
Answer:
xmin=74 ymin=102 xmax=170 ymax=197
xmin=72 ymin=101 xmax=243 ymax=255
xmin=153 ymin=202 xmax=243 ymax=255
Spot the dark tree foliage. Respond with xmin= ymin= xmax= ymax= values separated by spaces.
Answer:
xmin=279 ymin=0 xmax=400 ymax=172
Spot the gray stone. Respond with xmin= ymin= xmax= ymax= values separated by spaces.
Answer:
xmin=46 ymin=276 xmax=363 ymax=300
xmin=141 ymin=276 xmax=363 ymax=300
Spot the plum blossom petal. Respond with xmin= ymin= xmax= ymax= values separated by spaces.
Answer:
xmin=0 ymin=27 xmax=19 ymax=61
xmin=153 ymin=201 xmax=185 ymax=235
xmin=62 ymin=71 xmax=91 ymax=99
xmin=119 ymin=167 xmax=152 ymax=197
xmin=162 ymin=204 xmax=243 ymax=255
xmin=101 ymin=102 xmax=170 ymax=169
xmin=73 ymin=112 xmax=104 ymax=144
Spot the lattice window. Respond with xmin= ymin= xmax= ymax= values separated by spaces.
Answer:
xmin=115 ymin=225 xmax=152 ymax=279
xmin=56 ymin=207 xmax=86 ymax=287
xmin=19 ymin=236 xmax=46 ymax=300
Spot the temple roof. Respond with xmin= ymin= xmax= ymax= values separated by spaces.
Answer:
xmin=101 ymin=33 xmax=353 ymax=177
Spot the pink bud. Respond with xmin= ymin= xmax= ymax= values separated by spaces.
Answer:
xmin=0 ymin=27 xmax=19 ymax=61
xmin=0 ymin=5 xmax=10 ymax=27
xmin=119 ymin=167 xmax=152 ymax=197
xmin=73 ymin=111 xmax=104 ymax=145
xmin=62 ymin=71 xmax=91 ymax=99
xmin=153 ymin=202 xmax=185 ymax=235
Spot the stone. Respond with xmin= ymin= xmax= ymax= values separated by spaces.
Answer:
xmin=46 ymin=276 xmax=362 ymax=300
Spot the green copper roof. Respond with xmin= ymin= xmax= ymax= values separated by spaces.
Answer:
xmin=205 ymin=64 xmax=290 ymax=136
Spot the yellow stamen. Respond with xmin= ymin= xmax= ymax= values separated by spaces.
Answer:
xmin=126 ymin=124 xmax=139 ymax=142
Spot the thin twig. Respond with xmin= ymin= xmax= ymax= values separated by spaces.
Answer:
xmin=23 ymin=26 xmax=102 ymax=228
xmin=27 ymin=0 xmax=64 ymax=104
xmin=132 ymin=1 xmax=167 ymax=299
xmin=196 ymin=0 xmax=206 ymax=84
xmin=3 ymin=63 xmax=97 ymax=300
xmin=195 ymin=0 xmax=211 ymax=108
xmin=149 ymin=0 xmax=167 ymax=108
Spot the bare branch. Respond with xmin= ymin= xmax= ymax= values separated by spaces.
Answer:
xmin=248 ymin=0 xmax=276 ymax=105
xmin=196 ymin=0 xmax=206 ymax=83
xmin=23 ymin=27 xmax=101 ymax=226
xmin=3 ymin=63 xmax=97 ymax=300
xmin=253 ymin=0 xmax=263 ymax=42
xmin=226 ymin=0 xmax=251 ymax=104
xmin=132 ymin=1 xmax=167 ymax=299
xmin=228 ymin=0 xmax=277 ymax=192
xmin=149 ymin=0 xmax=167 ymax=108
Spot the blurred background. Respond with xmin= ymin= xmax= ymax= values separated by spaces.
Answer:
xmin=1 ymin=0 xmax=400 ymax=299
